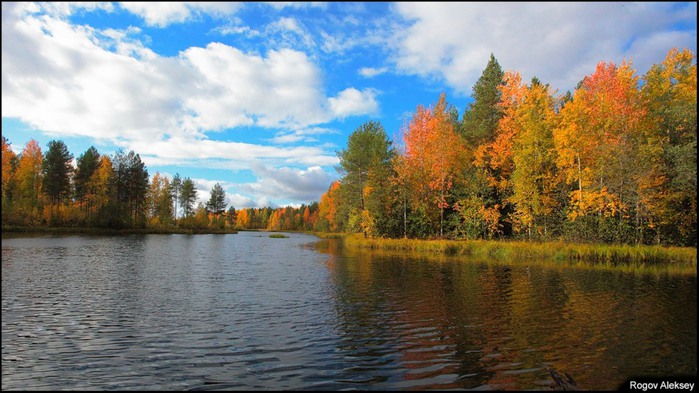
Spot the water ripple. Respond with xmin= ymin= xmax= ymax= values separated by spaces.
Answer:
xmin=2 ymin=233 xmax=696 ymax=391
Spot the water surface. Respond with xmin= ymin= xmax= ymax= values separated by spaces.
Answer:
xmin=2 ymin=232 xmax=696 ymax=390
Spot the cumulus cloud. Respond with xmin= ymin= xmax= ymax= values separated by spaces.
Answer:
xmin=228 ymin=193 xmax=273 ymax=209
xmin=239 ymin=164 xmax=335 ymax=204
xmin=389 ymin=2 xmax=697 ymax=94
xmin=2 ymin=5 xmax=192 ymax=142
xmin=1 ymin=5 xmax=368 ymax=170
xmin=328 ymin=88 xmax=380 ymax=119
xmin=181 ymin=43 xmax=330 ymax=130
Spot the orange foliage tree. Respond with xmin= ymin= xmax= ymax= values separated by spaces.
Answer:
xmin=236 ymin=208 xmax=251 ymax=229
xmin=317 ymin=180 xmax=341 ymax=232
xmin=471 ymin=71 xmax=528 ymax=237
xmin=13 ymin=139 xmax=44 ymax=223
xmin=395 ymin=93 xmax=465 ymax=237
xmin=1 ymin=136 xmax=17 ymax=204
xmin=554 ymin=60 xmax=646 ymax=240
xmin=85 ymin=155 xmax=114 ymax=226
xmin=147 ymin=172 xmax=174 ymax=227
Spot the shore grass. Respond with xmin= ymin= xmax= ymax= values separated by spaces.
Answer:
xmin=310 ymin=231 xmax=346 ymax=239
xmin=341 ymin=233 xmax=697 ymax=266
xmin=269 ymin=233 xmax=289 ymax=238
xmin=2 ymin=225 xmax=238 ymax=236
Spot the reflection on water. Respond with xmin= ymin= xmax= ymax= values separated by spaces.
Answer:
xmin=324 ymin=243 xmax=697 ymax=390
xmin=2 ymin=233 xmax=696 ymax=390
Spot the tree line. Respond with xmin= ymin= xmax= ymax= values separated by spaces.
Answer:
xmin=1 ymin=140 xmax=322 ymax=232
xmin=319 ymin=48 xmax=696 ymax=246
xmin=2 ymin=47 xmax=695 ymax=245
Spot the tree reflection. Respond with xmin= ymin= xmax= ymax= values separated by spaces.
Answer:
xmin=318 ymin=240 xmax=697 ymax=390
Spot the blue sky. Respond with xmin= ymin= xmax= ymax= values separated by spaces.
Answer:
xmin=2 ymin=2 xmax=696 ymax=210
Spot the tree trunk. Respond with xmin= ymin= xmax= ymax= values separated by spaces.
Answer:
xmin=576 ymin=154 xmax=582 ymax=205
xmin=403 ymin=196 xmax=407 ymax=238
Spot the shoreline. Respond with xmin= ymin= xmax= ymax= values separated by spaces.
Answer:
xmin=4 ymin=226 xmax=695 ymax=268
xmin=1 ymin=225 xmax=238 ymax=236
xmin=336 ymin=233 xmax=697 ymax=266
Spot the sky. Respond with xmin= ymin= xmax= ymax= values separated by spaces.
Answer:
xmin=2 ymin=2 xmax=697 ymax=210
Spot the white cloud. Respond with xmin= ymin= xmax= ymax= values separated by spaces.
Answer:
xmin=269 ymin=127 xmax=339 ymax=145
xmin=240 ymin=164 xmax=335 ymax=204
xmin=265 ymin=2 xmax=328 ymax=11
xmin=389 ymin=2 xmax=697 ymax=94
xmin=328 ymin=88 xmax=380 ymax=119
xmin=359 ymin=67 xmax=388 ymax=78
xmin=190 ymin=177 xmax=235 ymax=208
xmin=118 ymin=2 xmax=243 ymax=27
xmin=1 ymin=7 xmax=369 ymax=171
xmin=2 ymin=6 xmax=181 ymax=142
xmin=213 ymin=22 xmax=261 ymax=38
xmin=21 ymin=2 xmax=116 ymax=18
xmin=130 ymin=136 xmax=338 ymax=168
xmin=181 ymin=43 xmax=330 ymax=130
xmin=228 ymin=193 xmax=271 ymax=209
xmin=267 ymin=17 xmax=315 ymax=49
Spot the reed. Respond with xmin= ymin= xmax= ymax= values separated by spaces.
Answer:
xmin=342 ymin=234 xmax=697 ymax=266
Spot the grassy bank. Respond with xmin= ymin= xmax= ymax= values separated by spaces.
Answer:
xmin=2 ymin=225 xmax=238 ymax=236
xmin=341 ymin=234 xmax=697 ymax=266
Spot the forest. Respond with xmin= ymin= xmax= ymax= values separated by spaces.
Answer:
xmin=1 ymin=48 xmax=696 ymax=246
xmin=0 ymin=136 xmax=319 ymax=233
xmin=317 ymin=48 xmax=696 ymax=247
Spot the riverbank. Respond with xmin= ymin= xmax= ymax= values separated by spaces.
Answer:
xmin=338 ymin=233 xmax=697 ymax=266
xmin=1 ymin=225 xmax=238 ymax=236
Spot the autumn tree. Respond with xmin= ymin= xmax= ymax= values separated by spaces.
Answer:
xmin=1 ymin=136 xmax=18 ymax=209
xmin=147 ymin=172 xmax=173 ymax=227
xmin=396 ymin=93 xmax=466 ymax=238
xmin=302 ymin=205 xmax=312 ymax=230
xmin=316 ymin=181 xmax=341 ymax=232
xmin=87 ymin=155 xmax=114 ymax=226
xmin=454 ymin=55 xmax=506 ymax=239
xmin=507 ymin=77 xmax=561 ymax=239
xmin=236 ymin=208 xmax=251 ymax=229
xmin=13 ymin=139 xmax=44 ymax=222
xmin=253 ymin=207 xmax=271 ymax=229
xmin=554 ymin=60 xmax=646 ymax=243
xmin=465 ymin=72 xmax=528 ymax=238
xmin=193 ymin=202 xmax=209 ymax=229
xmin=226 ymin=206 xmax=237 ymax=228
xmin=638 ymin=48 xmax=697 ymax=245
xmin=267 ymin=207 xmax=283 ymax=231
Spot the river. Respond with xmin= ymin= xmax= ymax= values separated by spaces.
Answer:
xmin=2 ymin=232 xmax=696 ymax=390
